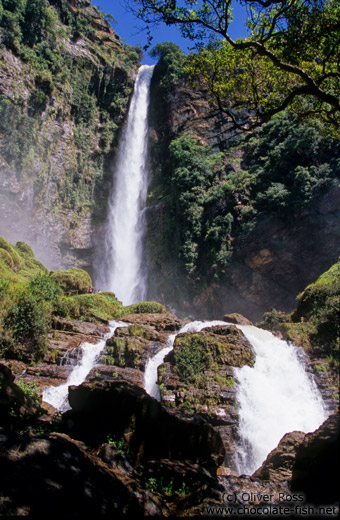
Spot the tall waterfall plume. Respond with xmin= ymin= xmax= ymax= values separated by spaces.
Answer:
xmin=99 ymin=65 xmax=154 ymax=305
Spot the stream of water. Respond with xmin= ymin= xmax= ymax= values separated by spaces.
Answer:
xmin=42 ymin=321 xmax=127 ymax=411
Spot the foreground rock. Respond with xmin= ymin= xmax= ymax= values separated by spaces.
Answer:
xmin=63 ymin=379 xmax=225 ymax=474
xmin=254 ymin=409 xmax=339 ymax=506
xmin=0 ymin=428 xmax=145 ymax=517
xmin=0 ymin=364 xmax=44 ymax=429
xmin=291 ymin=408 xmax=339 ymax=504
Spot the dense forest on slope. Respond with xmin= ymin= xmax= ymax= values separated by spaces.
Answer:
xmin=146 ymin=43 xmax=340 ymax=319
xmin=0 ymin=0 xmax=140 ymax=269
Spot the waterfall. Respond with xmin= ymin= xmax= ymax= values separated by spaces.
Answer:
xmin=144 ymin=320 xmax=327 ymax=473
xmin=42 ymin=321 xmax=127 ymax=411
xmin=233 ymin=325 xmax=327 ymax=474
xmin=100 ymin=64 xmax=154 ymax=305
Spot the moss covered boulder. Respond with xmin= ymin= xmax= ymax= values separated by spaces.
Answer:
xmin=0 ymin=237 xmax=47 ymax=282
xmin=51 ymin=268 xmax=93 ymax=295
xmin=158 ymin=325 xmax=255 ymax=466
xmin=100 ymin=324 xmax=169 ymax=371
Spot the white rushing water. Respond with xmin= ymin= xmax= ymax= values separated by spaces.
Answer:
xmin=102 ymin=64 xmax=154 ymax=305
xmin=42 ymin=321 xmax=127 ymax=411
xmin=234 ymin=325 xmax=327 ymax=474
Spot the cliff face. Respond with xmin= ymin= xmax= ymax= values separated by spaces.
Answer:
xmin=146 ymin=63 xmax=340 ymax=320
xmin=0 ymin=0 xmax=140 ymax=272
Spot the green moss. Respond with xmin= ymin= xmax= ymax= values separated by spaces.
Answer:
xmin=0 ymin=248 xmax=13 ymax=268
xmin=15 ymin=241 xmax=34 ymax=258
xmin=0 ymin=236 xmax=47 ymax=283
xmin=121 ymin=301 xmax=166 ymax=315
xmin=50 ymin=268 xmax=92 ymax=295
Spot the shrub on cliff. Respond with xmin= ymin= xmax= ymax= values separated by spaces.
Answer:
xmin=1 ymin=288 xmax=49 ymax=362
xmin=51 ymin=268 xmax=92 ymax=295
xmin=293 ymin=260 xmax=340 ymax=361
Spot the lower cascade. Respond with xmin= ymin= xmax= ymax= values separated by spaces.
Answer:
xmin=144 ymin=320 xmax=328 ymax=473
xmin=42 ymin=321 xmax=127 ymax=411
xmin=233 ymin=325 xmax=327 ymax=474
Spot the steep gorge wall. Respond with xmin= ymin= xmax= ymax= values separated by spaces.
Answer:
xmin=0 ymin=0 xmax=140 ymax=272
xmin=145 ymin=63 xmax=340 ymax=321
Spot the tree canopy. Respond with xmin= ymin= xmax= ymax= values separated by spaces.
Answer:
xmin=131 ymin=0 xmax=340 ymax=133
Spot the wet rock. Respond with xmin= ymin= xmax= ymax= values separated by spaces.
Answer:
xmin=52 ymin=317 xmax=110 ymax=338
xmin=223 ymin=313 xmax=253 ymax=325
xmin=87 ymin=365 xmax=145 ymax=388
xmin=100 ymin=322 xmax=169 ymax=372
xmin=253 ymin=431 xmax=306 ymax=483
xmin=63 ymin=379 xmax=225 ymax=475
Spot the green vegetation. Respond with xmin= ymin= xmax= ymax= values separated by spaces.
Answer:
xmin=0 ymin=237 xmax=167 ymax=364
xmin=16 ymin=378 xmax=40 ymax=403
xmin=134 ymin=0 xmax=340 ymax=133
xmin=162 ymin=112 xmax=340 ymax=282
xmin=150 ymin=42 xmax=186 ymax=88
xmin=50 ymin=268 xmax=92 ymax=295
xmin=122 ymin=301 xmax=166 ymax=314
xmin=144 ymin=476 xmax=191 ymax=498
xmin=174 ymin=333 xmax=213 ymax=383
xmin=260 ymin=259 xmax=340 ymax=367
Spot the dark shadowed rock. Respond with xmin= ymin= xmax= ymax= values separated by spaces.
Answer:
xmin=0 ymin=364 xmax=44 ymax=429
xmin=63 ymin=379 xmax=225 ymax=474
xmin=291 ymin=408 xmax=339 ymax=504
xmin=253 ymin=431 xmax=306 ymax=483
xmin=0 ymin=428 xmax=144 ymax=518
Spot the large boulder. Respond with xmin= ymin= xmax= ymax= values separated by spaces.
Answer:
xmin=100 ymin=323 xmax=168 ymax=371
xmin=63 ymin=379 xmax=225 ymax=474
xmin=223 ymin=313 xmax=253 ymax=325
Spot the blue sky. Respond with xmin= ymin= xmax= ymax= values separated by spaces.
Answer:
xmin=95 ymin=1 xmax=248 ymax=64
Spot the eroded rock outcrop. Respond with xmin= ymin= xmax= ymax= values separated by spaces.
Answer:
xmin=158 ymin=325 xmax=255 ymax=466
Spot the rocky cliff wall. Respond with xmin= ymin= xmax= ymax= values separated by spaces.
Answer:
xmin=0 ymin=0 xmax=140 ymax=272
